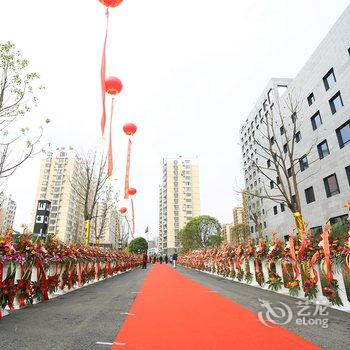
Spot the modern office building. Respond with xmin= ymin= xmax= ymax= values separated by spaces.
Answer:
xmin=0 ymin=194 xmax=16 ymax=232
xmin=158 ymin=157 xmax=201 ymax=255
xmin=240 ymin=5 xmax=350 ymax=238
xmin=31 ymin=147 xmax=85 ymax=242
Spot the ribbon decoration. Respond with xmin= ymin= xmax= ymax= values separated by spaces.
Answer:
xmin=77 ymin=261 xmax=82 ymax=287
xmin=35 ymin=257 xmax=48 ymax=301
xmin=310 ymin=251 xmax=320 ymax=284
xmin=107 ymin=97 xmax=115 ymax=177
xmin=124 ymin=139 xmax=132 ymax=199
xmin=289 ymin=236 xmax=300 ymax=279
xmin=321 ymin=225 xmax=333 ymax=283
xmin=100 ymin=9 xmax=109 ymax=136
xmin=0 ymin=262 xmax=3 ymax=319
xmin=131 ymin=198 xmax=135 ymax=237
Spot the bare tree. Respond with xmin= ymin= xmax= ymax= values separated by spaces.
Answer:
xmin=243 ymin=92 xmax=319 ymax=233
xmin=71 ymin=152 xmax=108 ymax=245
xmin=0 ymin=41 xmax=49 ymax=180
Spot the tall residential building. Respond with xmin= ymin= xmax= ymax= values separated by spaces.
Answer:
xmin=158 ymin=157 xmax=201 ymax=255
xmin=92 ymin=199 xmax=119 ymax=248
xmin=233 ymin=207 xmax=245 ymax=226
xmin=0 ymin=194 xmax=16 ymax=232
xmin=31 ymin=147 xmax=85 ymax=242
xmin=240 ymin=5 xmax=350 ymax=238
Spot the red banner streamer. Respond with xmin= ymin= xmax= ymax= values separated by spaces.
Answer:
xmin=310 ymin=251 xmax=320 ymax=284
xmin=289 ymin=236 xmax=300 ymax=279
xmin=131 ymin=198 xmax=135 ymax=236
xmin=321 ymin=226 xmax=333 ymax=283
xmin=101 ymin=9 xmax=109 ymax=136
xmin=107 ymin=97 xmax=115 ymax=177
xmin=124 ymin=139 xmax=132 ymax=199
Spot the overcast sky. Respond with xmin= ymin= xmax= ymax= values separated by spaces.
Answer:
xmin=1 ymin=0 xmax=349 ymax=239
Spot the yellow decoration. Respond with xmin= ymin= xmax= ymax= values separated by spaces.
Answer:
xmin=84 ymin=220 xmax=91 ymax=246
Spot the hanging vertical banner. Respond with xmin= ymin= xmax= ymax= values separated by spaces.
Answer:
xmin=100 ymin=9 xmax=109 ymax=136
xmin=131 ymin=198 xmax=135 ymax=236
xmin=108 ymin=97 xmax=115 ymax=177
xmin=124 ymin=139 xmax=132 ymax=198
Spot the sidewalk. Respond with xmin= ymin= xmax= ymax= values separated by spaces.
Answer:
xmin=112 ymin=264 xmax=319 ymax=349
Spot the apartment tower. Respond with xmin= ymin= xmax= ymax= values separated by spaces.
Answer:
xmin=159 ymin=157 xmax=201 ymax=255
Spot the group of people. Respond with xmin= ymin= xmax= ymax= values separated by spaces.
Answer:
xmin=142 ymin=252 xmax=178 ymax=269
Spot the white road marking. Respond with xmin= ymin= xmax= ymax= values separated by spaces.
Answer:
xmin=120 ymin=312 xmax=136 ymax=316
xmin=96 ymin=341 xmax=126 ymax=346
xmin=131 ymin=292 xmax=142 ymax=294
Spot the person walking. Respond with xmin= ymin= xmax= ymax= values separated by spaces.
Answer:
xmin=172 ymin=252 xmax=178 ymax=268
xmin=164 ymin=255 xmax=168 ymax=264
xmin=159 ymin=255 xmax=163 ymax=264
xmin=142 ymin=253 xmax=148 ymax=269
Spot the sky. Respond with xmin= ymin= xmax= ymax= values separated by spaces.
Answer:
xmin=0 ymin=0 xmax=349 ymax=240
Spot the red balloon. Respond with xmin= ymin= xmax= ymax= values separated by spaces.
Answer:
xmin=105 ymin=76 xmax=123 ymax=95
xmin=128 ymin=188 xmax=137 ymax=196
xmin=119 ymin=207 xmax=127 ymax=214
xmin=99 ymin=0 xmax=123 ymax=8
xmin=123 ymin=123 xmax=137 ymax=136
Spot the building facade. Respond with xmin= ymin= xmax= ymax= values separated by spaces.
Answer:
xmin=233 ymin=207 xmax=245 ymax=226
xmin=240 ymin=5 xmax=350 ymax=238
xmin=158 ymin=157 xmax=201 ymax=255
xmin=0 ymin=194 xmax=16 ymax=232
xmin=31 ymin=148 xmax=85 ymax=242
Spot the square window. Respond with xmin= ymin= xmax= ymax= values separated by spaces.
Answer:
xmin=299 ymin=155 xmax=309 ymax=172
xmin=305 ymin=186 xmax=316 ymax=204
xmin=336 ymin=120 xmax=350 ymax=148
xmin=323 ymin=68 xmax=336 ymax=91
xmin=295 ymin=131 xmax=301 ymax=143
xmin=311 ymin=111 xmax=322 ymax=130
xmin=280 ymin=203 xmax=285 ymax=212
xmin=323 ymin=173 xmax=340 ymax=198
xmin=329 ymin=91 xmax=343 ymax=114
xmin=307 ymin=93 xmax=315 ymax=106
xmin=346 ymin=165 xmax=350 ymax=186
xmin=317 ymin=140 xmax=330 ymax=159
xmin=273 ymin=206 xmax=278 ymax=215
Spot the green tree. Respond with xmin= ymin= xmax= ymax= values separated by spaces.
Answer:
xmin=0 ymin=41 xmax=49 ymax=179
xmin=205 ymin=234 xmax=224 ymax=248
xmin=230 ymin=223 xmax=250 ymax=245
xmin=179 ymin=215 xmax=221 ymax=252
xmin=128 ymin=237 xmax=148 ymax=254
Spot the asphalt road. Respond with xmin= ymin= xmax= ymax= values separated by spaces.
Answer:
xmin=178 ymin=266 xmax=350 ymax=350
xmin=1 ymin=265 xmax=349 ymax=350
xmin=0 ymin=268 xmax=148 ymax=350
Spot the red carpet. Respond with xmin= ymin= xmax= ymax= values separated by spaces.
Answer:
xmin=112 ymin=264 xmax=319 ymax=349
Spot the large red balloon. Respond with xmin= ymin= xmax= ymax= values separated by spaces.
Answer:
xmin=123 ymin=123 xmax=137 ymax=136
xmin=99 ymin=0 xmax=123 ymax=8
xmin=105 ymin=76 xmax=123 ymax=95
xmin=128 ymin=188 xmax=137 ymax=196
xmin=119 ymin=207 xmax=127 ymax=214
